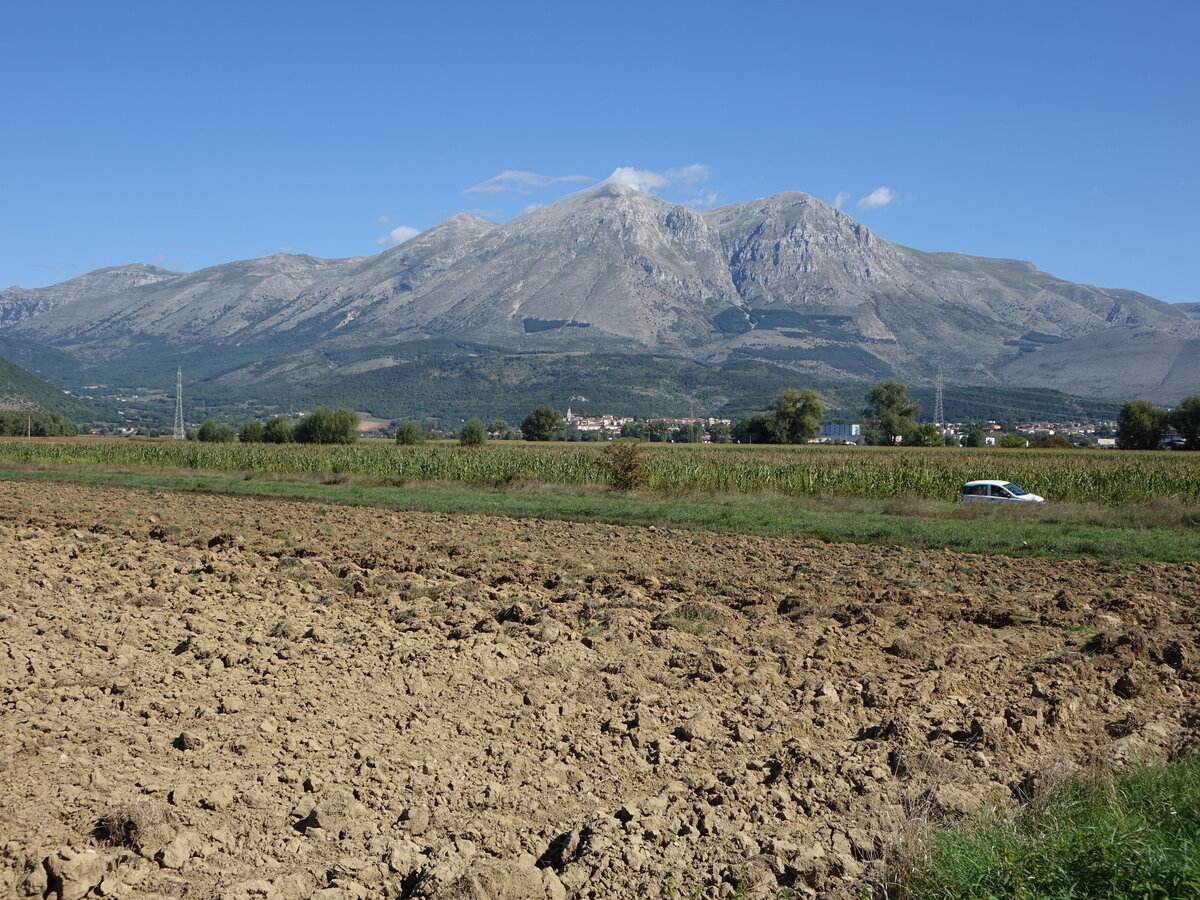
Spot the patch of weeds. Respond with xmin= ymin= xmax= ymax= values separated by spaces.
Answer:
xmin=96 ymin=799 xmax=179 ymax=851
xmin=1066 ymin=622 xmax=1101 ymax=635
xmin=394 ymin=607 xmax=417 ymax=624
xmin=891 ymin=753 xmax=1200 ymax=900
xmin=658 ymin=602 xmax=724 ymax=637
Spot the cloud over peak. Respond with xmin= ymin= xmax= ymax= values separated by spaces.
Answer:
xmin=602 ymin=164 xmax=712 ymax=195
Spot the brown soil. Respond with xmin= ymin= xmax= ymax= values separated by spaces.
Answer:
xmin=1 ymin=481 xmax=1198 ymax=900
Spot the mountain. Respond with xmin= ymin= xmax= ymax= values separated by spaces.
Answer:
xmin=1 ymin=185 xmax=1195 ymax=410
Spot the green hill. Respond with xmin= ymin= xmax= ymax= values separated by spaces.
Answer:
xmin=0 ymin=354 xmax=97 ymax=421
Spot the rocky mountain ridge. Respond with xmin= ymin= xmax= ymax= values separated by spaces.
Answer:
xmin=2 ymin=185 xmax=1196 ymax=402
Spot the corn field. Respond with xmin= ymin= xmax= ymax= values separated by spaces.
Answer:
xmin=1 ymin=438 xmax=1197 ymax=505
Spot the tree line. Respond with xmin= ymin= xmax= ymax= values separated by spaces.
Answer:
xmin=195 ymin=408 xmax=359 ymax=445
xmin=1116 ymin=397 xmax=1200 ymax=450
xmin=189 ymin=388 xmax=1200 ymax=452
xmin=0 ymin=411 xmax=78 ymax=437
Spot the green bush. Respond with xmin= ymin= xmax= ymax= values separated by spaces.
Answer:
xmin=262 ymin=416 xmax=294 ymax=444
xmin=459 ymin=417 xmax=486 ymax=446
xmin=238 ymin=420 xmax=265 ymax=443
xmin=597 ymin=439 xmax=648 ymax=491
xmin=197 ymin=419 xmax=236 ymax=442
xmin=395 ymin=421 xmax=425 ymax=445
xmin=894 ymin=754 xmax=1200 ymax=900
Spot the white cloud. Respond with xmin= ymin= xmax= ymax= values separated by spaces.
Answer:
xmin=603 ymin=163 xmax=712 ymax=196
xmin=833 ymin=191 xmax=849 ymax=209
xmin=375 ymin=215 xmax=393 ymax=225
xmin=689 ymin=191 xmax=719 ymax=208
xmin=463 ymin=170 xmax=594 ymax=195
xmin=666 ymin=164 xmax=711 ymax=183
xmin=606 ymin=167 xmax=673 ymax=191
xmin=377 ymin=225 xmax=420 ymax=247
xmin=857 ymin=186 xmax=898 ymax=210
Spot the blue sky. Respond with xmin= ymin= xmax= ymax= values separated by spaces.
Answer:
xmin=3 ymin=1 xmax=1196 ymax=301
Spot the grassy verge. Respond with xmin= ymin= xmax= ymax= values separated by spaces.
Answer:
xmin=888 ymin=753 xmax=1200 ymax=900
xmin=2 ymin=463 xmax=1199 ymax=563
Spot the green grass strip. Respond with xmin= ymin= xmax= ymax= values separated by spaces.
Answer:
xmin=3 ymin=465 xmax=1199 ymax=563
xmin=897 ymin=754 xmax=1200 ymax=900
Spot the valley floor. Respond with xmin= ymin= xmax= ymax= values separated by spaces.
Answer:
xmin=1 ymin=482 xmax=1198 ymax=899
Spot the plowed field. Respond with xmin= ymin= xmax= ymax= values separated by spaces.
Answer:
xmin=2 ymin=482 xmax=1198 ymax=899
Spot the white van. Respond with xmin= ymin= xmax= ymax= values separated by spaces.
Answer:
xmin=961 ymin=480 xmax=1045 ymax=503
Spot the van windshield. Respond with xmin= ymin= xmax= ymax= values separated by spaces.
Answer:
xmin=1003 ymin=483 xmax=1028 ymax=495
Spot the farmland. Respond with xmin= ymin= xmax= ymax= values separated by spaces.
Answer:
xmin=2 ymin=438 xmax=1199 ymax=897
xmin=1 ymin=438 xmax=1198 ymax=505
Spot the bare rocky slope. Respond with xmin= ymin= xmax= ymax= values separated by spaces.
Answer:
xmin=2 ymin=186 xmax=1195 ymax=402
xmin=2 ymin=481 xmax=1198 ymax=899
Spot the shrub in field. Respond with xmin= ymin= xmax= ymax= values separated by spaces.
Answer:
xmin=598 ymin=439 xmax=648 ymax=491
xmin=459 ymin=417 xmax=486 ymax=446
xmin=395 ymin=421 xmax=425 ymax=445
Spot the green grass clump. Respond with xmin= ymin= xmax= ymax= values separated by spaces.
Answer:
xmin=894 ymin=754 xmax=1200 ymax=900
xmin=660 ymin=602 xmax=724 ymax=637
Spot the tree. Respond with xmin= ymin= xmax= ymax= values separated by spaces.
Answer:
xmin=863 ymin=380 xmax=920 ymax=446
xmin=294 ymin=407 xmax=358 ymax=445
xmin=487 ymin=419 xmax=509 ymax=436
xmin=961 ymin=427 xmax=987 ymax=448
xmin=238 ymin=420 xmax=264 ymax=443
xmin=459 ymin=417 xmax=486 ymax=446
xmin=1169 ymin=395 xmax=1200 ymax=450
xmin=395 ymin=421 xmax=425 ymax=445
xmin=0 ymin=412 xmax=77 ymax=437
xmin=731 ymin=415 xmax=782 ymax=444
xmin=646 ymin=420 xmax=671 ymax=442
xmin=997 ymin=434 xmax=1028 ymax=448
xmin=708 ymin=423 xmax=731 ymax=444
xmin=620 ymin=421 xmax=648 ymax=440
xmin=520 ymin=406 xmax=564 ymax=441
xmin=768 ymin=388 xmax=823 ymax=444
xmin=197 ymin=419 xmax=236 ymax=442
xmin=671 ymin=423 xmax=704 ymax=443
xmin=262 ymin=415 xmax=294 ymax=444
xmin=907 ymin=423 xmax=943 ymax=447
xmin=1116 ymin=400 xmax=1167 ymax=450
